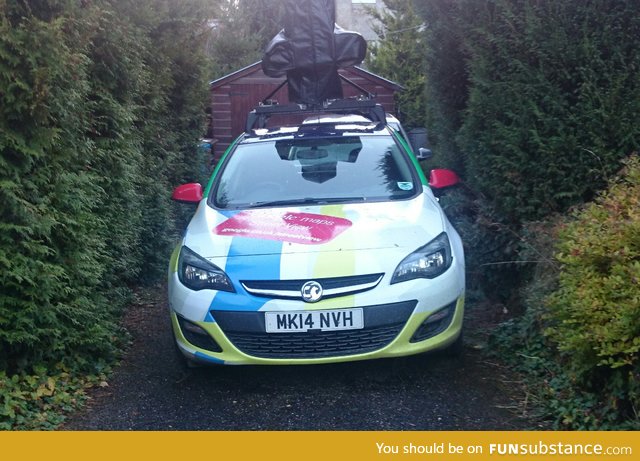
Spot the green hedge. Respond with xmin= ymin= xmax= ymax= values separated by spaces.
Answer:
xmin=1 ymin=2 xmax=115 ymax=372
xmin=412 ymin=1 xmax=640 ymax=427
xmin=419 ymin=0 xmax=640 ymax=224
xmin=365 ymin=0 xmax=428 ymax=130
xmin=0 ymin=0 xmax=211 ymax=374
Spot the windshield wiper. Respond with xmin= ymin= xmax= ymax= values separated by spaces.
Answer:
xmin=247 ymin=198 xmax=322 ymax=208
xmin=247 ymin=196 xmax=366 ymax=209
xmin=316 ymin=196 xmax=367 ymax=204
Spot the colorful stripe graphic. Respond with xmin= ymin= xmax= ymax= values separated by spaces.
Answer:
xmin=309 ymin=205 xmax=356 ymax=309
xmin=208 ymin=234 xmax=283 ymax=313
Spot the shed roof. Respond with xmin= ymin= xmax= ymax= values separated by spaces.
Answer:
xmin=209 ymin=61 xmax=403 ymax=91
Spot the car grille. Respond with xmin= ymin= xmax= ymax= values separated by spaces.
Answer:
xmin=222 ymin=324 xmax=404 ymax=359
xmin=211 ymin=300 xmax=416 ymax=359
xmin=240 ymin=273 xmax=384 ymax=300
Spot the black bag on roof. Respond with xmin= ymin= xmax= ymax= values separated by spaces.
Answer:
xmin=262 ymin=0 xmax=366 ymax=106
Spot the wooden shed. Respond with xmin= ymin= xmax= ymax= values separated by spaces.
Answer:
xmin=209 ymin=61 xmax=403 ymax=159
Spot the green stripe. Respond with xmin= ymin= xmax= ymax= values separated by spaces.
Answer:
xmin=169 ymin=244 xmax=181 ymax=273
xmin=203 ymin=135 xmax=244 ymax=197
xmin=393 ymin=131 xmax=428 ymax=186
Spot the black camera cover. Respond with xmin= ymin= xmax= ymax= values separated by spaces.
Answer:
xmin=262 ymin=0 xmax=367 ymax=106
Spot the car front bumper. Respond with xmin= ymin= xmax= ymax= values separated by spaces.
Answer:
xmin=170 ymin=294 xmax=464 ymax=365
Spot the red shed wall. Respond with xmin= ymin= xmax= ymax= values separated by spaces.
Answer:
xmin=210 ymin=65 xmax=399 ymax=160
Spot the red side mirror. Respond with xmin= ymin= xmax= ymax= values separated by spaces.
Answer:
xmin=172 ymin=183 xmax=203 ymax=203
xmin=429 ymin=169 xmax=460 ymax=189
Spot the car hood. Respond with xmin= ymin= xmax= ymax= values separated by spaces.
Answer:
xmin=183 ymin=193 xmax=445 ymax=258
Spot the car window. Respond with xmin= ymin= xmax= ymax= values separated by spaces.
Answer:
xmin=212 ymin=135 xmax=418 ymax=209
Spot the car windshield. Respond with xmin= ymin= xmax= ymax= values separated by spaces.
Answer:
xmin=212 ymin=134 xmax=418 ymax=209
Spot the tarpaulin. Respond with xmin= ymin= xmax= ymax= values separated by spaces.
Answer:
xmin=262 ymin=0 xmax=367 ymax=106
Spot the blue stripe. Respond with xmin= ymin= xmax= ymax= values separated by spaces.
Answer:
xmin=218 ymin=210 xmax=239 ymax=218
xmin=209 ymin=235 xmax=283 ymax=312
xmin=195 ymin=351 xmax=225 ymax=365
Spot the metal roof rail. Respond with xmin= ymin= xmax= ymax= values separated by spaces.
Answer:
xmin=246 ymin=96 xmax=386 ymax=132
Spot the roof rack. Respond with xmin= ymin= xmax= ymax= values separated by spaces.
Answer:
xmin=246 ymin=97 xmax=386 ymax=132
xmin=245 ymin=74 xmax=386 ymax=132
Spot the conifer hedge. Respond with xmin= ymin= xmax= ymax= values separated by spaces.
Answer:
xmin=0 ymin=0 xmax=212 ymax=374
xmin=365 ymin=0 xmax=428 ymax=130
xmin=420 ymin=0 xmax=640 ymax=224
xmin=412 ymin=0 xmax=640 ymax=427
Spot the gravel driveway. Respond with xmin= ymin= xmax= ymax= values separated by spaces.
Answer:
xmin=64 ymin=290 xmax=530 ymax=430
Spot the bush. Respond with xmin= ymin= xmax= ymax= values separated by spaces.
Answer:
xmin=544 ymin=155 xmax=640 ymax=425
xmin=436 ymin=186 xmax=525 ymax=305
xmin=491 ymin=156 xmax=640 ymax=429
xmin=0 ymin=365 xmax=108 ymax=430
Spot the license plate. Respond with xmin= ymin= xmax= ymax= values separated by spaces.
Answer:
xmin=265 ymin=308 xmax=364 ymax=333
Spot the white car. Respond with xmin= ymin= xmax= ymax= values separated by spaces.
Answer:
xmin=169 ymin=110 xmax=465 ymax=365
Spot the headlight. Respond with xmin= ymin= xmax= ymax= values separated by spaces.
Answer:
xmin=178 ymin=246 xmax=235 ymax=292
xmin=391 ymin=233 xmax=452 ymax=284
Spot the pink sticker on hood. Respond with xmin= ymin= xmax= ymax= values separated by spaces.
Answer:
xmin=214 ymin=210 xmax=352 ymax=245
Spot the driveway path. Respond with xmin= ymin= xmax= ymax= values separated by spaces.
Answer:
xmin=64 ymin=291 xmax=529 ymax=430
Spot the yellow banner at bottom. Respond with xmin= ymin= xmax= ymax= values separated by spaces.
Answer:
xmin=1 ymin=431 xmax=638 ymax=461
